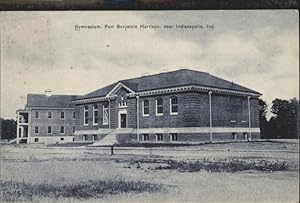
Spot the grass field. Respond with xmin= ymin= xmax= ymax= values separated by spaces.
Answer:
xmin=0 ymin=140 xmax=299 ymax=202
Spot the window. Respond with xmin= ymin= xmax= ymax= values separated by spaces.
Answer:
xmin=156 ymin=134 xmax=163 ymax=141
xmin=60 ymin=112 xmax=65 ymax=119
xmin=119 ymin=100 xmax=127 ymax=108
xmin=143 ymin=134 xmax=149 ymax=141
xmin=170 ymin=133 xmax=178 ymax=141
xmin=34 ymin=126 xmax=39 ymax=134
xmin=170 ymin=96 xmax=178 ymax=115
xmin=60 ymin=126 xmax=65 ymax=134
xmin=73 ymin=126 xmax=75 ymax=133
xmin=48 ymin=112 xmax=52 ymax=119
xmin=34 ymin=138 xmax=39 ymax=143
xmin=103 ymin=104 xmax=109 ymax=125
xmin=35 ymin=112 xmax=39 ymax=119
xmin=60 ymin=137 xmax=64 ymax=141
xmin=84 ymin=106 xmax=89 ymax=125
xmin=83 ymin=135 xmax=88 ymax=141
xmin=232 ymin=132 xmax=237 ymax=140
xmin=156 ymin=98 xmax=163 ymax=115
xmin=73 ymin=112 xmax=76 ymax=119
xmin=93 ymin=105 xmax=99 ymax=125
xmin=142 ymin=100 xmax=149 ymax=116
xmin=48 ymin=126 xmax=52 ymax=134
xmin=93 ymin=134 xmax=97 ymax=141
xmin=243 ymin=132 xmax=248 ymax=140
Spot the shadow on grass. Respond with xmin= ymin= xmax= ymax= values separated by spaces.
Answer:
xmin=0 ymin=179 xmax=164 ymax=201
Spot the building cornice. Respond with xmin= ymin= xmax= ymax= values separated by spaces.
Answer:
xmin=127 ymin=85 xmax=261 ymax=98
xmin=73 ymin=85 xmax=261 ymax=104
xmin=26 ymin=107 xmax=75 ymax=110
xmin=72 ymin=95 xmax=117 ymax=104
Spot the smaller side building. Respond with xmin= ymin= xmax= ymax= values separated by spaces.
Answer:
xmin=16 ymin=91 xmax=78 ymax=144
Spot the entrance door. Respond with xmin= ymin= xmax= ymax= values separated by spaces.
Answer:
xmin=120 ymin=113 xmax=127 ymax=128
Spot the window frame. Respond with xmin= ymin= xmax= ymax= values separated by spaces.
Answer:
xmin=48 ymin=111 xmax=52 ymax=119
xmin=156 ymin=133 xmax=163 ymax=141
xmin=93 ymin=105 xmax=99 ymax=125
xmin=47 ymin=126 xmax=52 ymax=134
xmin=118 ymin=100 xmax=127 ymax=108
xmin=103 ymin=104 xmax=109 ymax=125
xmin=34 ymin=126 xmax=39 ymax=134
xmin=170 ymin=96 xmax=178 ymax=115
xmin=34 ymin=111 xmax=39 ymax=119
xmin=170 ymin=133 xmax=178 ymax=141
xmin=155 ymin=98 xmax=163 ymax=116
xmin=142 ymin=99 xmax=150 ymax=117
xmin=60 ymin=126 xmax=65 ymax=134
xmin=143 ymin=134 xmax=149 ymax=142
xmin=73 ymin=112 xmax=76 ymax=119
xmin=83 ymin=106 xmax=89 ymax=126
xmin=34 ymin=138 xmax=39 ymax=143
xmin=60 ymin=111 xmax=65 ymax=119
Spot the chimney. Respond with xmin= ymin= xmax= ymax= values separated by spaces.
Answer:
xmin=45 ymin=89 xmax=52 ymax=96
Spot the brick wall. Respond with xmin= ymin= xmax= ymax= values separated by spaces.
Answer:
xmin=30 ymin=109 xmax=75 ymax=137
xmin=75 ymin=88 xmax=260 ymax=131
xmin=75 ymin=101 xmax=110 ymax=130
xmin=138 ymin=91 xmax=259 ymax=128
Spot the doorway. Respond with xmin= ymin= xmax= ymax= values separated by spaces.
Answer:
xmin=118 ymin=109 xmax=127 ymax=128
xmin=120 ymin=113 xmax=127 ymax=128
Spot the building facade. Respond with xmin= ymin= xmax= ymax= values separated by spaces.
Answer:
xmin=16 ymin=69 xmax=261 ymax=145
xmin=72 ymin=69 xmax=261 ymax=145
xmin=16 ymin=92 xmax=78 ymax=144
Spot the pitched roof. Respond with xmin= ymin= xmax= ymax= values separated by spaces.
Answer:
xmin=27 ymin=94 xmax=79 ymax=108
xmin=77 ymin=69 xmax=260 ymax=100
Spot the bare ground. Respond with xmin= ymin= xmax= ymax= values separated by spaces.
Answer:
xmin=0 ymin=140 xmax=299 ymax=202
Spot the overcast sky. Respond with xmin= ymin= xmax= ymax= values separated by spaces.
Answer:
xmin=0 ymin=10 xmax=299 ymax=119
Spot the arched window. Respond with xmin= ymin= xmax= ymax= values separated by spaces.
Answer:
xmin=143 ymin=99 xmax=149 ymax=116
xmin=170 ymin=96 xmax=178 ymax=115
xmin=156 ymin=98 xmax=163 ymax=116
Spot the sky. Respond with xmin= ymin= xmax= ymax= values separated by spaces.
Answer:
xmin=0 ymin=10 xmax=299 ymax=119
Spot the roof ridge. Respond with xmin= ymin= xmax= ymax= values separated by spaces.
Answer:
xmin=120 ymin=68 xmax=208 ymax=83
xmin=27 ymin=93 xmax=79 ymax=96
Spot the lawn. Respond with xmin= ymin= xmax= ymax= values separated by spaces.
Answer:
xmin=0 ymin=140 xmax=299 ymax=202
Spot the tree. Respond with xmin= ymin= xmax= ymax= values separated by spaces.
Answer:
xmin=268 ymin=98 xmax=299 ymax=139
xmin=258 ymin=99 xmax=269 ymax=138
xmin=0 ymin=118 xmax=17 ymax=140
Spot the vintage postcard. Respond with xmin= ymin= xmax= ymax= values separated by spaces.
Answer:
xmin=0 ymin=10 xmax=299 ymax=202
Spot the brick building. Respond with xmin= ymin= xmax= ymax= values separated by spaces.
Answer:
xmin=72 ymin=69 xmax=261 ymax=145
xmin=16 ymin=90 xmax=78 ymax=144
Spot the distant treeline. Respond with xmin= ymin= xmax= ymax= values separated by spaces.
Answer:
xmin=0 ymin=118 xmax=17 ymax=141
xmin=259 ymin=98 xmax=299 ymax=139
